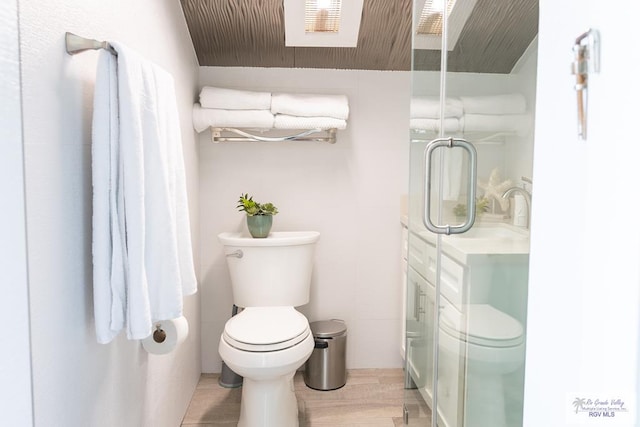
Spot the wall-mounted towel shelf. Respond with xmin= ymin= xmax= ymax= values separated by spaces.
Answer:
xmin=210 ymin=127 xmax=337 ymax=144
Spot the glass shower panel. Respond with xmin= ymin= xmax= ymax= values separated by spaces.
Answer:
xmin=405 ymin=0 xmax=537 ymax=426
xmin=402 ymin=0 xmax=443 ymax=416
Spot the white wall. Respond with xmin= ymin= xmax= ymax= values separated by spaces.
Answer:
xmin=505 ymin=38 xmax=538 ymax=185
xmin=198 ymin=67 xmax=410 ymax=372
xmin=524 ymin=0 xmax=640 ymax=425
xmin=0 ymin=0 xmax=34 ymax=424
xmin=18 ymin=0 xmax=201 ymax=426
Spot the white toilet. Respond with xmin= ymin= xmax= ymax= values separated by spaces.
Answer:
xmin=438 ymin=303 xmax=525 ymax=427
xmin=218 ymin=231 xmax=320 ymax=427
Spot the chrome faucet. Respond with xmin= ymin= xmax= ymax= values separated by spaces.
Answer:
xmin=502 ymin=187 xmax=532 ymax=229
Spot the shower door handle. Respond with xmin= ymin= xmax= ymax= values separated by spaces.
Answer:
xmin=423 ymin=137 xmax=477 ymax=235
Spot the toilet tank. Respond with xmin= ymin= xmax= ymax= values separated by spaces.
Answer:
xmin=218 ymin=231 xmax=320 ymax=307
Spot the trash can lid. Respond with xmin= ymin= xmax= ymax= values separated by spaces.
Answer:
xmin=310 ymin=320 xmax=347 ymax=338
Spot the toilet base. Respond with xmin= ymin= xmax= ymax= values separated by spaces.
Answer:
xmin=464 ymin=371 xmax=507 ymax=427
xmin=238 ymin=373 xmax=299 ymax=427
xmin=219 ymin=333 xmax=313 ymax=427
xmin=438 ymin=327 xmax=524 ymax=427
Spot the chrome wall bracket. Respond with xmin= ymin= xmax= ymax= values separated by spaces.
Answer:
xmin=571 ymin=29 xmax=600 ymax=140
xmin=65 ymin=32 xmax=117 ymax=56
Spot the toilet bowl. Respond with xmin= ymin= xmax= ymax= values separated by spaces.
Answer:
xmin=438 ymin=303 xmax=524 ymax=427
xmin=218 ymin=231 xmax=320 ymax=427
xmin=219 ymin=307 xmax=314 ymax=427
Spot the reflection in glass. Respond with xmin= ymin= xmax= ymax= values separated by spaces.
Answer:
xmin=404 ymin=0 xmax=537 ymax=426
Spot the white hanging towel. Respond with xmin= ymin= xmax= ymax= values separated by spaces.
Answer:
xmin=271 ymin=93 xmax=349 ymax=120
xmin=92 ymin=51 xmax=127 ymax=344
xmin=442 ymin=148 xmax=464 ymax=201
xmin=92 ymin=43 xmax=197 ymax=343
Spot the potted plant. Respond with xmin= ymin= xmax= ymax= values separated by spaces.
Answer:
xmin=237 ymin=193 xmax=279 ymax=238
xmin=453 ymin=197 xmax=490 ymax=221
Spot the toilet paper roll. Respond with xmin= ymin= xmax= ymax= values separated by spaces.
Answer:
xmin=142 ymin=316 xmax=189 ymax=355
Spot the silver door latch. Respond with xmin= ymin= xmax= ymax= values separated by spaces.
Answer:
xmin=571 ymin=29 xmax=600 ymax=140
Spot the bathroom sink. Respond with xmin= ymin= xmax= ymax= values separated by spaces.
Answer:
xmin=448 ymin=224 xmax=529 ymax=240
xmin=411 ymin=221 xmax=530 ymax=263
xmin=438 ymin=223 xmax=530 ymax=262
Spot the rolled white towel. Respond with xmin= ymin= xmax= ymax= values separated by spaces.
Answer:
xmin=410 ymin=96 xmax=463 ymax=119
xmin=463 ymin=114 xmax=532 ymax=135
xmin=274 ymin=114 xmax=347 ymax=130
xmin=192 ymin=103 xmax=275 ymax=132
xmin=271 ymin=93 xmax=349 ymax=120
xmin=409 ymin=118 xmax=461 ymax=132
xmin=199 ymin=86 xmax=272 ymax=110
xmin=460 ymin=94 xmax=526 ymax=115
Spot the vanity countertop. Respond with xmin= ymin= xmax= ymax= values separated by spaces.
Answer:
xmin=404 ymin=218 xmax=530 ymax=264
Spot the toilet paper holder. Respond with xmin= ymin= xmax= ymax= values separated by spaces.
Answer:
xmin=153 ymin=324 xmax=167 ymax=343
xmin=142 ymin=316 xmax=189 ymax=354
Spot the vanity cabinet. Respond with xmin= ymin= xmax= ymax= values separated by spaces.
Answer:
xmin=408 ymin=232 xmax=466 ymax=310
xmin=406 ymin=264 xmax=435 ymax=396
xmin=402 ymin=223 xmax=530 ymax=427
xmin=404 ymin=229 xmax=464 ymax=415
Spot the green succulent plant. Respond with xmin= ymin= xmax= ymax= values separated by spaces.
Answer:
xmin=453 ymin=197 xmax=490 ymax=217
xmin=237 ymin=193 xmax=279 ymax=216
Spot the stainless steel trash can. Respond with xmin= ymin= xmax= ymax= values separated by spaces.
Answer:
xmin=304 ymin=319 xmax=347 ymax=390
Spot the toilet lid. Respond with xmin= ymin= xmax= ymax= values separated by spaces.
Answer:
xmin=223 ymin=307 xmax=310 ymax=352
xmin=440 ymin=304 xmax=524 ymax=347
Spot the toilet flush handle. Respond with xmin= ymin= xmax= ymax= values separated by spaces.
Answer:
xmin=226 ymin=250 xmax=243 ymax=259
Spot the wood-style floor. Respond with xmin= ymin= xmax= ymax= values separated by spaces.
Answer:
xmin=181 ymin=368 xmax=431 ymax=426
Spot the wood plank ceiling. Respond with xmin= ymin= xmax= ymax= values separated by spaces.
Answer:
xmin=180 ymin=0 xmax=538 ymax=73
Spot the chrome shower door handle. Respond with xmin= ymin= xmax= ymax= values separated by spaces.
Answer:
xmin=423 ymin=137 xmax=477 ymax=235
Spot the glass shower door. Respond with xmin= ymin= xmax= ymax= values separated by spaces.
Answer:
xmin=404 ymin=0 xmax=537 ymax=426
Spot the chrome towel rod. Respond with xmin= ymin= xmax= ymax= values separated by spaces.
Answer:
xmin=65 ymin=32 xmax=117 ymax=56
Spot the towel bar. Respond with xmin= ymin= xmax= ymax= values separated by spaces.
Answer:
xmin=65 ymin=32 xmax=117 ymax=56
xmin=211 ymin=127 xmax=337 ymax=144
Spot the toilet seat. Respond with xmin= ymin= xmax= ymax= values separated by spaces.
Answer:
xmin=223 ymin=306 xmax=311 ymax=352
xmin=440 ymin=304 xmax=524 ymax=348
